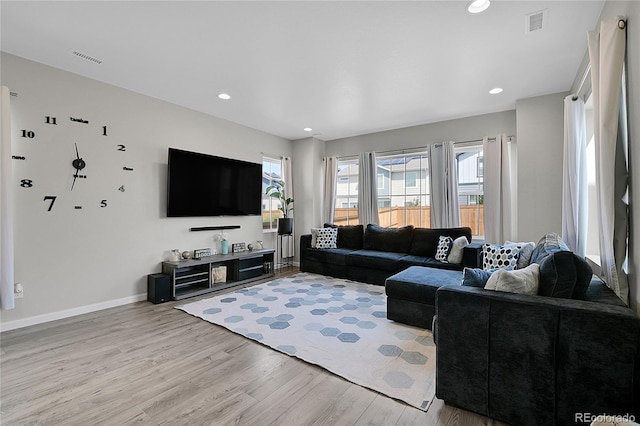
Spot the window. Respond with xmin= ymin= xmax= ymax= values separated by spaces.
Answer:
xmin=262 ymin=157 xmax=283 ymax=231
xmin=377 ymin=173 xmax=385 ymax=190
xmin=455 ymin=144 xmax=484 ymax=237
xmin=406 ymin=171 xmax=418 ymax=188
xmin=334 ymin=158 xmax=359 ymax=225
xmin=376 ymin=153 xmax=429 ymax=228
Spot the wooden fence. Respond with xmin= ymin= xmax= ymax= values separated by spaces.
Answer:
xmin=333 ymin=206 xmax=484 ymax=235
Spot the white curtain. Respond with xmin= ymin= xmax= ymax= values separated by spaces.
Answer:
xmin=322 ymin=156 xmax=337 ymax=224
xmin=1 ymin=86 xmax=15 ymax=310
xmin=588 ymin=15 xmax=629 ymax=302
xmin=283 ymin=156 xmax=293 ymax=207
xmin=358 ymin=152 xmax=379 ymax=226
xmin=483 ymin=134 xmax=513 ymax=244
xmin=281 ymin=157 xmax=294 ymax=257
xmin=428 ymin=141 xmax=460 ymax=228
xmin=562 ymin=95 xmax=588 ymax=257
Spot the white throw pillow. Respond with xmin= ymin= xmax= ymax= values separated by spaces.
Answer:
xmin=484 ymin=263 xmax=540 ymax=295
xmin=447 ymin=236 xmax=470 ymax=264
xmin=315 ymin=227 xmax=337 ymax=249
xmin=310 ymin=227 xmax=322 ymax=248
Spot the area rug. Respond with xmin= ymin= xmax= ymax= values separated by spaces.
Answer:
xmin=176 ymin=272 xmax=436 ymax=411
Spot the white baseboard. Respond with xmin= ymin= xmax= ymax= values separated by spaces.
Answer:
xmin=0 ymin=293 xmax=147 ymax=332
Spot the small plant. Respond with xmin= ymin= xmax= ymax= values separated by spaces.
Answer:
xmin=265 ymin=180 xmax=294 ymax=218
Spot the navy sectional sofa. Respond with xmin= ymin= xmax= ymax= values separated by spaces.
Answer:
xmin=299 ymin=224 xmax=478 ymax=285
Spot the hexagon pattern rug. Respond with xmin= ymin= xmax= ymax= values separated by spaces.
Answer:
xmin=176 ymin=272 xmax=436 ymax=411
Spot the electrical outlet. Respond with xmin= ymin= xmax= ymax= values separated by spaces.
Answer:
xmin=14 ymin=283 xmax=23 ymax=299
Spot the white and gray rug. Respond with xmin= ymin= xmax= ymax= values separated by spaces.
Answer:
xmin=176 ymin=272 xmax=436 ymax=411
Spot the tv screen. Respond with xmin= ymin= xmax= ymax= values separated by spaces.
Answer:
xmin=167 ymin=148 xmax=262 ymax=217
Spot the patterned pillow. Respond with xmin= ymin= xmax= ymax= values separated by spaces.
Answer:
xmin=482 ymin=243 xmax=519 ymax=270
xmin=315 ymin=227 xmax=337 ymax=249
xmin=435 ymin=236 xmax=454 ymax=262
xmin=505 ymin=241 xmax=535 ymax=269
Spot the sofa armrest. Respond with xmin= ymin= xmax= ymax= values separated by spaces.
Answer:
xmin=434 ymin=285 xmax=640 ymax=425
xmin=462 ymin=242 xmax=483 ymax=268
xmin=300 ymin=234 xmax=312 ymax=251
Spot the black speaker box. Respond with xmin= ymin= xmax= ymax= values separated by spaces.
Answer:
xmin=147 ymin=273 xmax=171 ymax=304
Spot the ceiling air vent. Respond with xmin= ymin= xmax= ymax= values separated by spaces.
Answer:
xmin=70 ymin=50 xmax=103 ymax=65
xmin=525 ymin=9 xmax=547 ymax=34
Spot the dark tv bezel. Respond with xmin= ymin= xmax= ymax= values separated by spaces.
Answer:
xmin=166 ymin=148 xmax=262 ymax=217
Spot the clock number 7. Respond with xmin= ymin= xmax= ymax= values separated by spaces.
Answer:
xmin=43 ymin=196 xmax=57 ymax=212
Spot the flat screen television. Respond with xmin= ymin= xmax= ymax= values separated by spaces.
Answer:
xmin=167 ymin=148 xmax=262 ymax=217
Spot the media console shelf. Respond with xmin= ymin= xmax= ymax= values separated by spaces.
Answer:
xmin=161 ymin=249 xmax=275 ymax=300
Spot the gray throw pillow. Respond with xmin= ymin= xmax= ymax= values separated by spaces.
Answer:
xmin=461 ymin=267 xmax=494 ymax=288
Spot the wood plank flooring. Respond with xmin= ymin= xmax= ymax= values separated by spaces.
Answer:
xmin=0 ymin=270 xmax=507 ymax=425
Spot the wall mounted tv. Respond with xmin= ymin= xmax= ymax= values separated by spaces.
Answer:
xmin=167 ymin=148 xmax=262 ymax=217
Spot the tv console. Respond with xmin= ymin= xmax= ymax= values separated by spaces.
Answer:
xmin=161 ymin=249 xmax=275 ymax=300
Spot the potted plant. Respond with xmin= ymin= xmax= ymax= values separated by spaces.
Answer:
xmin=265 ymin=179 xmax=294 ymax=234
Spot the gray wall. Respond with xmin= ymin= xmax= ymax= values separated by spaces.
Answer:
xmin=291 ymin=137 xmax=325 ymax=261
xmin=1 ymin=53 xmax=292 ymax=329
xmin=515 ymin=92 xmax=569 ymax=242
xmin=325 ymin=110 xmax=516 ymax=158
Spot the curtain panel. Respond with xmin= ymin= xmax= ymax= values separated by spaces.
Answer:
xmin=588 ymin=15 xmax=629 ymax=303
xmin=562 ymin=95 xmax=588 ymax=257
xmin=428 ymin=141 xmax=460 ymax=228
xmin=322 ymin=157 xmax=337 ymax=225
xmin=358 ymin=152 xmax=379 ymax=226
xmin=483 ymin=134 xmax=514 ymax=244
xmin=1 ymin=86 xmax=15 ymax=310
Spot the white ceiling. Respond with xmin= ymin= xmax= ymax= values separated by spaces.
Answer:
xmin=0 ymin=1 xmax=604 ymax=141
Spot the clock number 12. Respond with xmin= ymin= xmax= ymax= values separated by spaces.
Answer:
xmin=43 ymin=196 xmax=57 ymax=212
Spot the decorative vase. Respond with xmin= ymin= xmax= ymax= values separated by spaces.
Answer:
xmin=221 ymin=240 xmax=229 ymax=255
xmin=278 ymin=218 xmax=293 ymax=235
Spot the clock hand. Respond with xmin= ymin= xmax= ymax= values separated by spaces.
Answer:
xmin=71 ymin=143 xmax=85 ymax=191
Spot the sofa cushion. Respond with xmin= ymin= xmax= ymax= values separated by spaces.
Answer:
xmin=461 ymin=267 xmax=494 ymax=288
xmin=484 ymin=263 xmax=540 ymax=295
xmin=409 ymin=227 xmax=472 ymax=258
xmin=346 ymin=249 xmax=407 ymax=271
xmin=302 ymin=248 xmax=356 ymax=266
xmin=571 ymin=254 xmax=593 ymax=300
xmin=324 ymin=223 xmax=364 ymax=250
xmin=537 ymin=251 xmax=578 ymax=299
xmin=363 ymin=224 xmax=414 ymax=253
xmin=386 ymin=266 xmax=463 ymax=304
xmin=398 ymin=255 xmax=466 ymax=271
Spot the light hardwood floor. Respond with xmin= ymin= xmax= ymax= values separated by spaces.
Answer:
xmin=1 ymin=270 xmax=506 ymax=425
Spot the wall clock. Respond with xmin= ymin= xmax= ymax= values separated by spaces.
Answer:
xmin=13 ymin=113 xmax=134 ymax=212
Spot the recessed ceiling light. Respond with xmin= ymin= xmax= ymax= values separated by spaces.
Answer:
xmin=489 ymin=87 xmax=503 ymax=94
xmin=303 ymin=127 xmax=313 ymax=132
xmin=218 ymin=93 xmax=231 ymax=100
xmin=467 ymin=0 xmax=490 ymax=14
